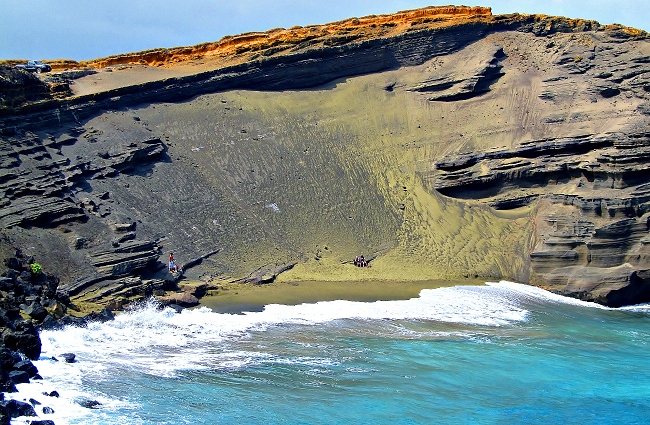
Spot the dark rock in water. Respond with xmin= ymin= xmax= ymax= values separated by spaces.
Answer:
xmin=7 ymin=370 xmax=30 ymax=384
xmin=167 ymin=304 xmax=184 ymax=313
xmin=39 ymin=315 xmax=61 ymax=330
xmin=2 ymin=328 xmax=41 ymax=360
xmin=84 ymin=308 xmax=115 ymax=323
xmin=42 ymin=406 xmax=55 ymax=414
xmin=43 ymin=391 xmax=59 ymax=398
xmin=0 ymin=383 xmax=16 ymax=394
xmin=28 ymin=398 xmax=41 ymax=406
xmin=0 ymin=399 xmax=36 ymax=418
xmin=29 ymin=420 xmax=55 ymax=425
xmin=13 ymin=360 xmax=38 ymax=378
xmin=76 ymin=398 xmax=102 ymax=409
xmin=58 ymin=315 xmax=86 ymax=327
xmin=61 ymin=353 xmax=76 ymax=363
xmin=0 ymin=348 xmax=21 ymax=370
xmin=0 ymin=367 xmax=16 ymax=393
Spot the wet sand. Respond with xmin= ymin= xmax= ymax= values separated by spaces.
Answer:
xmin=198 ymin=279 xmax=485 ymax=314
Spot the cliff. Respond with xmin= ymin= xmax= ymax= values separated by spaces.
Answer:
xmin=1 ymin=6 xmax=649 ymax=308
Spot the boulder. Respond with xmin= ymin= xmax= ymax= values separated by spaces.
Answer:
xmin=61 ymin=353 xmax=76 ymax=363
xmin=0 ymin=368 xmax=16 ymax=393
xmin=2 ymin=333 xmax=41 ymax=361
xmin=2 ymin=327 xmax=41 ymax=360
xmin=0 ymin=348 xmax=21 ymax=370
xmin=83 ymin=308 xmax=115 ymax=323
xmin=23 ymin=302 xmax=49 ymax=322
xmin=46 ymin=300 xmax=67 ymax=319
xmin=13 ymin=360 xmax=38 ymax=378
xmin=76 ymin=398 xmax=102 ymax=409
xmin=39 ymin=315 xmax=61 ymax=330
xmin=0 ymin=399 xmax=36 ymax=418
xmin=7 ymin=370 xmax=29 ymax=384
xmin=156 ymin=292 xmax=199 ymax=308
xmin=166 ymin=304 xmax=184 ymax=314
xmin=3 ymin=258 xmax=22 ymax=271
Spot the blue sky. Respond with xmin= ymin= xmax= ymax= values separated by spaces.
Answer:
xmin=0 ymin=1 xmax=647 ymax=61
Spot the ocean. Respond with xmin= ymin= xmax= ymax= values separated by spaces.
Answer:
xmin=6 ymin=281 xmax=650 ymax=425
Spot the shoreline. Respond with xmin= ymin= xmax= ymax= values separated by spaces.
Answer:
xmin=196 ymin=278 xmax=487 ymax=314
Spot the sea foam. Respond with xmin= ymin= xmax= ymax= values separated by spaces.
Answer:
xmin=6 ymin=281 xmax=648 ymax=425
xmin=26 ymin=282 xmax=532 ymax=392
xmin=6 ymin=281 xmax=617 ymax=424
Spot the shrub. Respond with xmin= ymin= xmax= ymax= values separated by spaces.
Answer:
xmin=30 ymin=263 xmax=42 ymax=275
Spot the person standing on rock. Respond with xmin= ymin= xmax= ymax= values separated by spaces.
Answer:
xmin=169 ymin=252 xmax=178 ymax=273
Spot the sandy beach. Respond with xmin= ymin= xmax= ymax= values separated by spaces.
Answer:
xmin=198 ymin=279 xmax=485 ymax=314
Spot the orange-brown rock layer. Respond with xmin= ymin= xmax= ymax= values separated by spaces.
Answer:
xmin=2 ymin=6 xmax=645 ymax=73
xmin=76 ymin=6 xmax=493 ymax=69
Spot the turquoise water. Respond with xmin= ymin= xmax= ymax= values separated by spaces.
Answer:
xmin=8 ymin=281 xmax=650 ymax=424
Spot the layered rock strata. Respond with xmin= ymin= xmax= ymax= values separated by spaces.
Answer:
xmin=432 ymin=132 xmax=650 ymax=306
xmin=0 ymin=6 xmax=649 ymax=307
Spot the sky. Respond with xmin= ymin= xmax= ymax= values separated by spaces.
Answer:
xmin=0 ymin=0 xmax=647 ymax=61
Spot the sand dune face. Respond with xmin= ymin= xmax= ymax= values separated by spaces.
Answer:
xmin=1 ymin=7 xmax=649 ymax=307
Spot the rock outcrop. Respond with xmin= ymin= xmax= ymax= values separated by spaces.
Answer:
xmin=0 ymin=250 xmax=69 ymax=398
xmin=432 ymin=132 xmax=650 ymax=306
xmin=0 ymin=6 xmax=649 ymax=307
xmin=0 ymin=67 xmax=51 ymax=108
xmin=408 ymin=45 xmax=506 ymax=101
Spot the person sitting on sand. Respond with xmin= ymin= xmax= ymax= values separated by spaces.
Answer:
xmin=353 ymin=255 xmax=368 ymax=267
xmin=169 ymin=252 xmax=178 ymax=273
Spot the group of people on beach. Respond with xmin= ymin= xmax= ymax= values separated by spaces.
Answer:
xmin=353 ymin=255 xmax=368 ymax=267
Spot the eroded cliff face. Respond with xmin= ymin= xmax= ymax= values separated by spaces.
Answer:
xmin=0 ymin=6 xmax=649 ymax=308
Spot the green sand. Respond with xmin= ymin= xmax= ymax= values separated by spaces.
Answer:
xmin=119 ymin=57 xmax=537 ymax=282
xmin=198 ymin=279 xmax=485 ymax=314
xmin=80 ymin=32 xmax=594 ymax=288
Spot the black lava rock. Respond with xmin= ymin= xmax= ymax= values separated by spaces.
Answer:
xmin=0 ymin=399 xmax=36 ymax=418
xmin=61 ymin=353 xmax=76 ymax=363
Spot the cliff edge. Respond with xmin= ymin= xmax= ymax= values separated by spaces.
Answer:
xmin=1 ymin=6 xmax=649 ymax=308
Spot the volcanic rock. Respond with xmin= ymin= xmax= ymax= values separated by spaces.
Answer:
xmin=60 ymin=353 xmax=76 ymax=363
xmin=156 ymin=291 xmax=199 ymax=308
xmin=0 ymin=399 xmax=36 ymax=418
xmin=30 ymin=420 xmax=55 ymax=425
xmin=0 ymin=6 xmax=649 ymax=307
